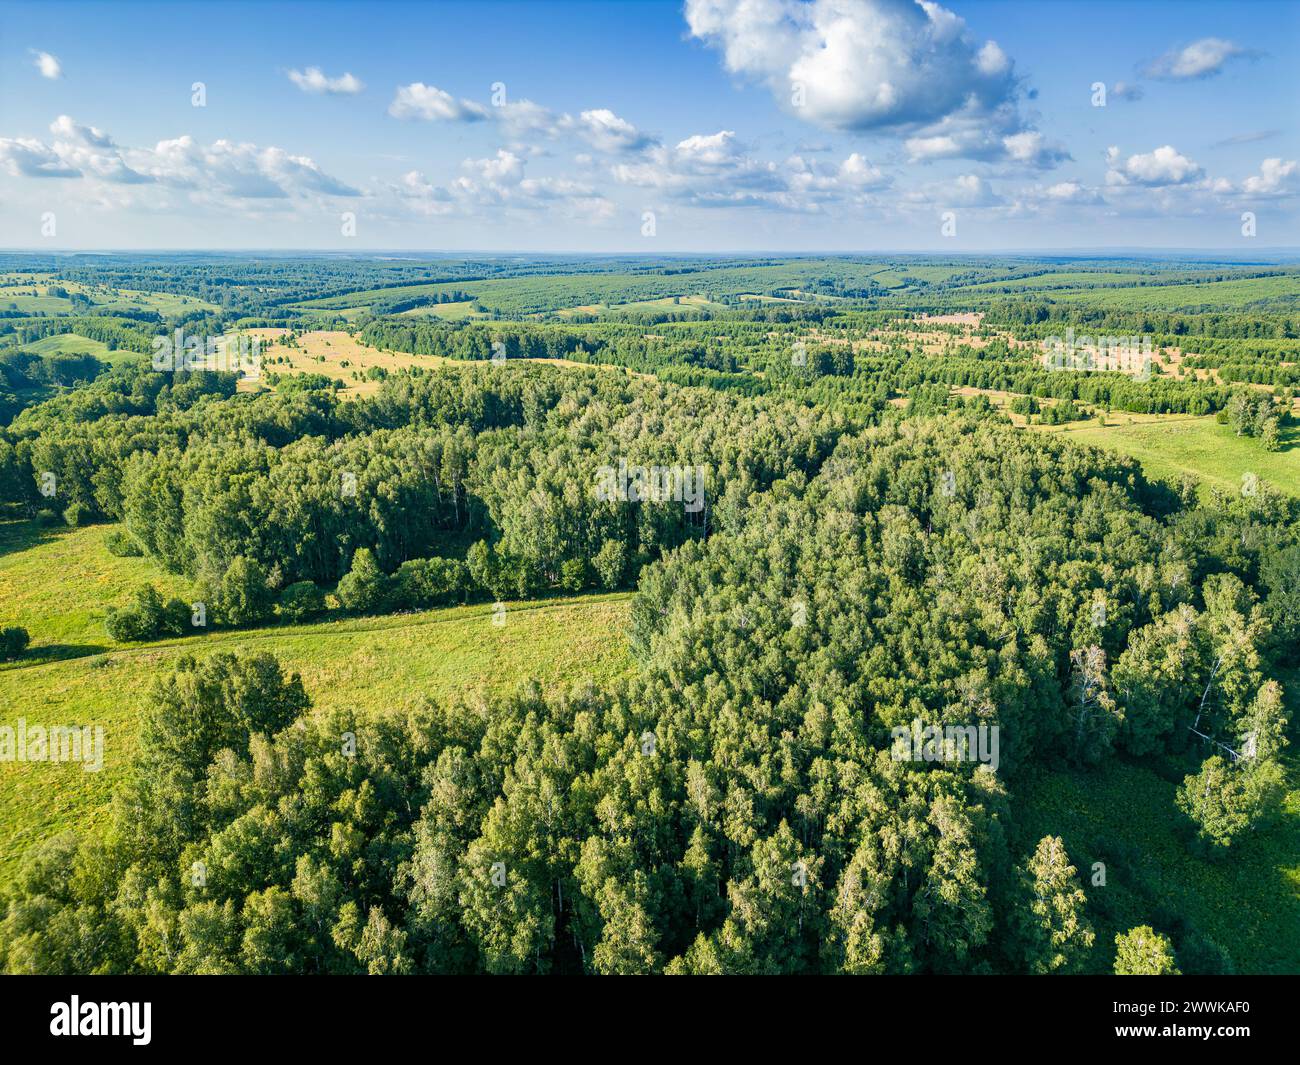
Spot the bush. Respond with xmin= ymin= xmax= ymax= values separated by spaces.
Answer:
xmin=0 ymin=626 xmax=30 ymax=661
xmin=218 ymin=556 xmax=275 ymax=627
xmin=105 ymin=585 xmax=190 ymax=643
xmin=62 ymin=501 xmax=92 ymax=527
xmin=336 ymin=548 xmax=391 ymax=614
xmin=104 ymin=529 xmax=144 ymax=557
xmin=593 ymin=539 xmax=627 ymax=590
xmin=278 ymin=581 xmax=327 ymax=622
xmin=560 ymin=557 xmax=589 ymax=593
xmin=392 ymin=557 xmax=467 ymax=610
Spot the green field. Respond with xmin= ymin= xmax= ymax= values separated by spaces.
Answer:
xmin=0 ymin=519 xmax=633 ymax=886
xmin=19 ymin=333 xmax=113 ymax=359
xmin=1037 ymin=414 xmax=1300 ymax=497
xmin=0 ymin=278 xmax=217 ymax=318
xmin=396 ymin=299 xmax=484 ymax=320
xmin=1050 ymin=273 xmax=1300 ymax=311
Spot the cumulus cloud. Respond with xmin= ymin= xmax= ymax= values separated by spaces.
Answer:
xmin=611 ymin=130 xmax=893 ymax=212
xmin=612 ymin=130 xmax=791 ymax=208
xmin=1106 ymin=145 xmax=1203 ymax=187
xmin=903 ymin=121 xmax=1067 ymax=168
xmin=686 ymin=0 xmax=1020 ymax=132
xmin=563 ymin=109 xmax=656 ymax=154
xmin=288 ymin=67 xmax=364 ymax=95
xmin=388 ymin=83 xmax=490 ymax=121
xmin=0 ymin=115 xmax=360 ymax=205
xmin=386 ymin=85 xmax=658 ymax=162
xmin=390 ymin=86 xmax=657 ymax=160
xmin=837 ymin=152 xmax=887 ymax=187
xmin=1143 ymin=38 xmax=1261 ymax=80
xmin=0 ymin=138 xmax=81 ymax=178
xmin=685 ymin=0 xmax=1065 ymax=167
xmin=32 ymin=50 xmax=61 ymax=79
xmin=1240 ymin=158 xmax=1297 ymax=196
xmin=393 ymin=149 xmax=613 ymax=223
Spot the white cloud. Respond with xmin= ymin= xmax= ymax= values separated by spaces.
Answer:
xmin=903 ymin=122 xmax=1067 ymax=168
xmin=1143 ymin=38 xmax=1260 ymax=80
xmin=685 ymin=0 xmax=1021 ymax=133
xmin=613 ymin=131 xmax=893 ymax=212
xmin=837 ymin=152 xmax=887 ymax=187
xmin=50 ymin=115 xmax=114 ymax=149
xmin=388 ymin=83 xmax=490 ymax=122
xmin=0 ymin=137 xmax=81 ymax=178
xmin=1240 ymin=158 xmax=1297 ymax=196
xmin=391 ymin=88 xmax=656 ymax=160
xmin=563 ymin=109 xmax=655 ymax=154
xmin=1111 ymin=81 xmax=1143 ymax=102
xmin=0 ymin=116 xmax=360 ymax=205
xmin=1043 ymin=181 xmax=1100 ymax=203
xmin=288 ymin=67 xmax=364 ymax=95
xmin=906 ymin=134 xmax=961 ymax=162
xmin=32 ymin=51 xmax=61 ymax=79
xmin=395 ymin=149 xmax=614 ymax=223
xmin=948 ymin=173 xmax=1000 ymax=206
xmin=1106 ymin=145 xmax=1203 ymax=187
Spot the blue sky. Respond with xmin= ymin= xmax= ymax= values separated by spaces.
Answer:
xmin=1 ymin=0 xmax=1296 ymax=251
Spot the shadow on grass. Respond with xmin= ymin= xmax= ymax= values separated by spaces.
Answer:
xmin=0 ymin=515 xmax=74 ymax=561
xmin=0 ymin=642 xmax=112 ymax=672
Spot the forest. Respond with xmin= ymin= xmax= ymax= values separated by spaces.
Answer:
xmin=0 ymin=252 xmax=1297 ymax=975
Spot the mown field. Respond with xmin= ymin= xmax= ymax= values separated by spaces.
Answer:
xmin=1035 ymin=413 xmax=1300 ymax=498
xmin=0 ymin=518 xmax=634 ymax=886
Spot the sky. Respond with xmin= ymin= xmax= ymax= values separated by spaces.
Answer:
xmin=1 ymin=0 xmax=1297 ymax=252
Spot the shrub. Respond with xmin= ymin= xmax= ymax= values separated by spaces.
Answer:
xmin=336 ymin=548 xmax=391 ymax=614
xmin=278 ymin=581 xmax=326 ymax=622
xmin=105 ymin=585 xmax=190 ymax=642
xmin=105 ymin=529 xmax=144 ymax=557
xmin=62 ymin=502 xmax=92 ymax=527
xmin=0 ymin=626 xmax=30 ymax=661
xmin=392 ymin=557 xmax=467 ymax=610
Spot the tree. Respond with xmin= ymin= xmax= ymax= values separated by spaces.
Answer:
xmin=335 ymin=548 xmax=390 ymax=614
xmin=593 ymin=538 xmax=626 ymax=589
xmin=1114 ymin=926 xmax=1180 ymax=975
xmin=218 ymin=556 xmax=274 ymax=626
xmin=1177 ymin=749 xmax=1286 ymax=852
xmin=1010 ymin=836 xmax=1095 ymax=974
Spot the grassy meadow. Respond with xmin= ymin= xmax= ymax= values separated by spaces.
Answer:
xmin=1034 ymin=412 xmax=1300 ymax=498
xmin=0 ymin=517 xmax=633 ymax=886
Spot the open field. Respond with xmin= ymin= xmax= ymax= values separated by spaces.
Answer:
xmin=241 ymin=328 xmax=448 ymax=395
xmin=0 ymin=276 xmax=218 ymax=317
xmin=1033 ymin=412 xmax=1300 ymax=497
xmin=0 ymin=518 xmax=634 ymax=886
xmin=18 ymin=333 xmax=112 ymax=358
